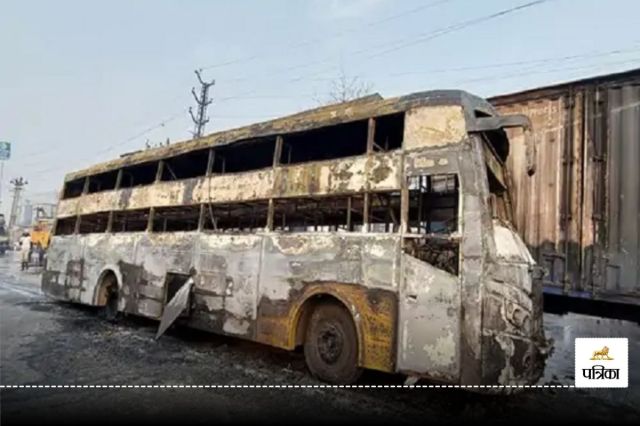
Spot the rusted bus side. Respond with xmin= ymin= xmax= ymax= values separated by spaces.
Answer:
xmin=490 ymin=68 xmax=640 ymax=304
xmin=190 ymin=233 xmax=264 ymax=338
xmin=44 ymin=230 xmax=401 ymax=372
xmin=398 ymin=253 xmax=461 ymax=382
xmin=42 ymin=235 xmax=85 ymax=301
xmin=255 ymin=234 xmax=400 ymax=372
xmin=43 ymin=233 xmax=182 ymax=318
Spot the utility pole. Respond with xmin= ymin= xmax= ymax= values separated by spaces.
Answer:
xmin=189 ymin=69 xmax=215 ymax=139
xmin=8 ymin=177 xmax=28 ymax=232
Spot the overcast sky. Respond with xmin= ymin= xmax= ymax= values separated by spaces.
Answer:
xmin=1 ymin=0 xmax=639 ymax=215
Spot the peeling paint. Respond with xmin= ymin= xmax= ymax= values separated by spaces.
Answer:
xmin=404 ymin=106 xmax=467 ymax=150
xmin=423 ymin=331 xmax=457 ymax=368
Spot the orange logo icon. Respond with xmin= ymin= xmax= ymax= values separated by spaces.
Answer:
xmin=590 ymin=346 xmax=613 ymax=360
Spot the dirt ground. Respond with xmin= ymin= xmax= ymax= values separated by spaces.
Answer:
xmin=1 ymin=253 xmax=638 ymax=425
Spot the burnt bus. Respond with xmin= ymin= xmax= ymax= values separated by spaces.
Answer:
xmin=43 ymin=90 xmax=547 ymax=387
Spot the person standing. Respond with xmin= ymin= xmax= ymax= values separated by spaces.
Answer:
xmin=20 ymin=232 xmax=32 ymax=271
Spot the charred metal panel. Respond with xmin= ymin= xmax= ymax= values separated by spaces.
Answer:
xmin=482 ymin=285 xmax=545 ymax=384
xmin=398 ymin=140 xmax=491 ymax=385
xmin=259 ymin=234 xmax=400 ymax=295
xmin=273 ymin=157 xmax=367 ymax=198
xmin=366 ymin=152 xmax=402 ymax=190
xmin=45 ymin=236 xmax=85 ymax=302
xmin=483 ymin=222 xmax=545 ymax=385
xmin=361 ymin=236 xmax=400 ymax=289
xmin=397 ymin=253 xmax=461 ymax=382
xmin=58 ymin=154 xmax=404 ymax=217
xmin=128 ymin=233 xmax=196 ymax=318
xmin=80 ymin=191 xmax=120 ymax=215
xmin=81 ymin=233 xmax=139 ymax=305
xmin=458 ymin=137 xmax=502 ymax=386
xmin=156 ymin=278 xmax=193 ymax=339
xmin=128 ymin=181 xmax=188 ymax=211
xmin=403 ymin=148 xmax=459 ymax=177
xmin=191 ymin=234 xmax=262 ymax=337
xmin=116 ymin=261 xmax=163 ymax=318
xmin=404 ymin=106 xmax=467 ymax=150
xmin=202 ymin=169 xmax=274 ymax=204
xmin=57 ymin=198 xmax=80 ymax=218
xmin=260 ymin=234 xmax=363 ymax=300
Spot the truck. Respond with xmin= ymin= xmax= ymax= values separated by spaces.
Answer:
xmin=0 ymin=214 xmax=9 ymax=255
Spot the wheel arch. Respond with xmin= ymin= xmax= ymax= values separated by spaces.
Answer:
xmin=286 ymin=283 xmax=397 ymax=373
xmin=292 ymin=291 xmax=359 ymax=349
xmin=93 ymin=265 xmax=123 ymax=306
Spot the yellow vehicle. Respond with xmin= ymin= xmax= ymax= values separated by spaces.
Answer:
xmin=31 ymin=218 xmax=53 ymax=249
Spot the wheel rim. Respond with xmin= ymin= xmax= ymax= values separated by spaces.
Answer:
xmin=317 ymin=323 xmax=344 ymax=364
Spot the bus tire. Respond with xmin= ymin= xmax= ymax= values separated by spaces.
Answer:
xmin=99 ymin=275 xmax=119 ymax=323
xmin=304 ymin=302 xmax=362 ymax=384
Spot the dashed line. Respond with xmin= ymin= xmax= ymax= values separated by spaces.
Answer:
xmin=0 ymin=384 xmax=575 ymax=389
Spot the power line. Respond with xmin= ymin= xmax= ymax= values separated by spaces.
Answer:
xmin=22 ymin=0 xmax=551 ymax=169
xmin=385 ymin=45 xmax=640 ymax=77
xmin=28 ymin=108 xmax=189 ymax=176
xmin=27 ymin=60 xmax=640 ymax=180
xmin=280 ymin=45 xmax=640 ymax=83
xmin=24 ymin=43 xmax=637 ymax=175
xmin=19 ymin=91 xmax=191 ymax=160
xmin=17 ymin=1 xmax=608 ymax=180
xmin=364 ymin=0 xmax=552 ymax=59
xmin=200 ymin=0 xmax=456 ymax=71
xmin=173 ymin=62 xmax=640 ymax=123
xmin=93 ymin=109 xmax=189 ymax=157
xmin=455 ymin=58 xmax=640 ymax=86
xmin=25 ymin=47 xmax=638 ymax=175
xmin=214 ymin=0 xmax=553 ymax=97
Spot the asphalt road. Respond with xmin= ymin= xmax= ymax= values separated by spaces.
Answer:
xmin=1 ymin=253 xmax=638 ymax=425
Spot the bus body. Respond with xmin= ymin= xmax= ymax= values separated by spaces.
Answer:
xmin=42 ymin=90 xmax=547 ymax=386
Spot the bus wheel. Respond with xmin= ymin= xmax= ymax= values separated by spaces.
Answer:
xmin=99 ymin=275 xmax=119 ymax=323
xmin=304 ymin=302 xmax=362 ymax=384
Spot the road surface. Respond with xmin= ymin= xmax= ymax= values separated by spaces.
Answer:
xmin=1 ymin=253 xmax=638 ymax=424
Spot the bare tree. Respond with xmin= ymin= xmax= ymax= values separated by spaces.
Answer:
xmin=315 ymin=69 xmax=374 ymax=105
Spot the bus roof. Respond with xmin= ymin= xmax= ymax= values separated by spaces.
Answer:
xmin=66 ymin=89 xmax=495 ymax=182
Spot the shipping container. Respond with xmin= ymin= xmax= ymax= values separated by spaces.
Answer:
xmin=490 ymin=68 xmax=640 ymax=305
